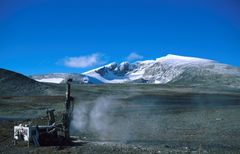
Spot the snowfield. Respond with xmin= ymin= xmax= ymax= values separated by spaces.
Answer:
xmin=35 ymin=78 xmax=64 ymax=84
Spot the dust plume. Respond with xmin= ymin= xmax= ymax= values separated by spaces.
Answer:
xmin=70 ymin=96 xmax=133 ymax=140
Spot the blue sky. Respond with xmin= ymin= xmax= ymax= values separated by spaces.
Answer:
xmin=0 ymin=0 xmax=240 ymax=75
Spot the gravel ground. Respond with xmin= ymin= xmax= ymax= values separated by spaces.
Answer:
xmin=1 ymin=85 xmax=240 ymax=153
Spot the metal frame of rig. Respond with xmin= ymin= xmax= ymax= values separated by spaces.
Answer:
xmin=13 ymin=79 xmax=75 ymax=146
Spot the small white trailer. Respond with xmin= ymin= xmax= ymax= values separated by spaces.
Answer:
xmin=13 ymin=124 xmax=39 ymax=146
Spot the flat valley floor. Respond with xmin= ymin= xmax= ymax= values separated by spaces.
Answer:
xmin=1 ymin=84 xmax=240 ymax=154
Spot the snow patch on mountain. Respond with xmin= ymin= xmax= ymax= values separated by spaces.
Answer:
xmin=30 ymin=73 xmax=100 ymax=84
xmin=36 ymin=78 xmax=64 ymax=84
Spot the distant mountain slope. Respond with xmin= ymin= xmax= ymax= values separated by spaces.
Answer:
xmin=30 ymin=73 xmax=102 ymax=84
xmin=0 ymin=68 xmax=50 ymax=96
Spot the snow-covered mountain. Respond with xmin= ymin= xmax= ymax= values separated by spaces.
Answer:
xmin=31 ymin=54 xmax=240 ymax=88
xmin=83 ymin=54 xmax=240 ymax=86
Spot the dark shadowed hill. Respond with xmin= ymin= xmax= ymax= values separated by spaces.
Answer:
xmin=0 ymin=68 xmax=55 ymax=96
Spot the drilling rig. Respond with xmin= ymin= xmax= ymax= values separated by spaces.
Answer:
xmin=13 ymin=79 xmax=75 ymax=146
xmin=61 ymin=78 xmax=74 ymax=139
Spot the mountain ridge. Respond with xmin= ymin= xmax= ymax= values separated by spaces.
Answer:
xmin=30 ymin=54 xmax=240 ymax=88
